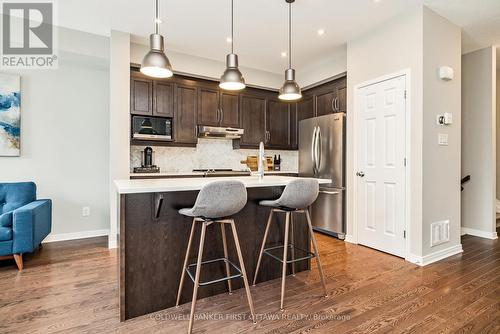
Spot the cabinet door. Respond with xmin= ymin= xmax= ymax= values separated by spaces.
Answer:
xmin=130 ymin=75 xmax=153 ymax=116
xmin=315 ymin=89 xmax=335 ymax=117
xmin=198 ymin=87 xmax=220 ymax=126
xmin=175 ymin=84 xmax=198 ymax=144
xmin=267 ymin=100 xmax=290 ymax=148
xmin=336 ymin=79 xmax=347 ymax=113
xmin=240 ymin=95 xmax=266 ymax=146
xmin=154 ymin=81 xmax=174 ymax=117
xmin=220 ymin=92 xmax=239 ymax=127
xmin=293 ymin=95 xmax=314 ymax=149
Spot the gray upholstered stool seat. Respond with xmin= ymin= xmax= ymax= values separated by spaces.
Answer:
xmin=258 ymin=178 xmax=319 ymax=210
xmin=178 ymin=180 xmax=247 ymax=219
xmin=176 ymin=180 xmax=256 ymax=334
xmin=254 ymin=178 xmax=327 ymax=311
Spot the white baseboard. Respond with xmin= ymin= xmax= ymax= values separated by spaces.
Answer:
xmin=43 ymin=229 xmax=110 ymax=243
xmin=406 ymin=244 xmax=463 ymax=266
xmin=108 ymin=234 xmax=118 ymax=249
xmin=344 ymin=234 xmax=357 ymax=244
xmin=461 ymin=227 xmax=498 ymax=240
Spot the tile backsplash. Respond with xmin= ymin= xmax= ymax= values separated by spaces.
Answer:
xmin=131 ymin=139 xmax=298 ymax=172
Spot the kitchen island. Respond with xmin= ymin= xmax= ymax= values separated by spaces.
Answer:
xmin=116 ymin=176 xmax=330 ymax=320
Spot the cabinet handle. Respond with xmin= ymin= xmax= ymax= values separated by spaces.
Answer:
xmin=336 ymin=98 xmax=339 ymax=111
xmin=331 ymin=98 xmax=335 ymax=112
xmin=216 ymin=109 xmax=220 ymax=123
xmin=220 ymin=108 xmax=224 ymax=124
xmin=155 ymin=194 xmax=164 ymax=219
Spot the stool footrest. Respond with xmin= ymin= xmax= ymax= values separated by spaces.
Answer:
xmin=186 ymin=257 xmax=242 ymax=287
xmin=263 ymin=244 xmax=316 ymax=264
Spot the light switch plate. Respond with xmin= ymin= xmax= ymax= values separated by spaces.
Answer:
xmin=438 ymin=133 xmax=448 ymax=146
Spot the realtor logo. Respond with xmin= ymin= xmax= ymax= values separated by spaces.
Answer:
xmin=1 ymin=0 xmax=58 ymax=69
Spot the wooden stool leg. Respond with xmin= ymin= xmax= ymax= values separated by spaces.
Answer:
xmin=176 ymin=219 xmax=197 ymax=307
xmin=229 ymin=220 xmax=257 ymax=324
xmin=220 ymin=223 xmax=233 ymax=294
xmin=305 ymin=209 xmax=328 ymax=297
xmin=188 ymin=221 xmax=207 ymax=334
xmin=280 ymin=212 xmax=291 ymax=311
xmin=13 ymin=254 xmax=23 ymax=271
xmin=290 ymin=213 xmax=295 ymax=276
xmin=253 ymin=209 xmax=273 ymax=286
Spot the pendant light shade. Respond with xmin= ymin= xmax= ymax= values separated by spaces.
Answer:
xmin=140 ymin=0 xmax=173 ymax=78
xmin=279 ymin=0 xmax=302 ymax=101
xmin=220 ymin=0 xmax=245 ymax=90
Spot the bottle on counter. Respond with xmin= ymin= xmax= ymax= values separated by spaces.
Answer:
xmin=274 ymin=155 xmax=281 ymax=171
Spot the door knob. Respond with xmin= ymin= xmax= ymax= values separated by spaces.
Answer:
xmin=356 ymin=171 xmax=365 ymax=177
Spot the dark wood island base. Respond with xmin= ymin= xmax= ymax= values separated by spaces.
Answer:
xmin=119 ymin=186 xmax=311 ymax=321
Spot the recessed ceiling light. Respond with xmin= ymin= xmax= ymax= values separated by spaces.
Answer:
xmin=317 ymin=29 xmax=325 ymax=36
xmin=226 ymin=37 xmax=232 ymax=43
xmin=373 ymin=0 xmax=381 ymax=3
xmin=281 ymin=51 xmax=287 ymax=57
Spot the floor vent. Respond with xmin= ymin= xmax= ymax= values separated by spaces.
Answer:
xmin=431 ymin=220 xmax=450 ymax=247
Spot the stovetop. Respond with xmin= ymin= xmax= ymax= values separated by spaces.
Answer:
xmin=193 ymin=169 xmax=251 ymax=177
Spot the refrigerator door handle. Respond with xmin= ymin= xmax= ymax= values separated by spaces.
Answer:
xmin=316 ymin=127 xmax=322 ymax=171
xmin=311 ymin=126 xmax=318 ymax=174
xmin=319 ymin=189 xmax=339 ymax=195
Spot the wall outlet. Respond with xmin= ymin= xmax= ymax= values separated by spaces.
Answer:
xmin=82 ymin=206 xmax=91 ymax=217
xmin=431 ymin=220 xmax=450 ymax=247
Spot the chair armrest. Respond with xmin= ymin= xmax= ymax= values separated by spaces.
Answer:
xmin=12 ymin=200 xmax=52 ymax=254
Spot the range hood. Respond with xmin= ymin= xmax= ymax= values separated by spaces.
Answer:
xmin=197 ymin=125 xmax=244 ymax=139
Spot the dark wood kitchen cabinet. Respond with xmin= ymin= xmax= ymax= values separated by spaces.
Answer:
xmin=174 ymin=84 xmax=198 ymax=144
xmin=219 ymin=92 xmax=239 ymax=127
xmin=336 ymin=77 xmax=347 ymax=113
xmin=130 ymin=73 xmax=152 ymax=116
xmin=315 ymin=88 xmax=336 ymax=117
xmin=131 ymin=72 xmax=174 ymax=117
xmin=154 ymin=81 xmax=174 ymax=117
xmin=198 ymin=88 xmax=239 ymax=128
xmin=311 ymin=76 xmax=347 ymax=116
xmin=239 ymin=94 xmax=267 ymax=146
xmin=198 ymin=87 xmax=219 ymax=126
xmin=267 ymin=99 xmax=290 ymax=148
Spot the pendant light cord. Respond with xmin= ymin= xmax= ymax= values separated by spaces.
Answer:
xmin=231 ymin=0 xmax=234 ymax=54
xmin=154 ymin=0 xmax=159 ymax=34
xmin=288 ymin=1 xmax=291 ymax=69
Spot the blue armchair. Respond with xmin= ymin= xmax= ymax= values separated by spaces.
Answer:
xmin=0 ymin=182 xmax=51 ymax=270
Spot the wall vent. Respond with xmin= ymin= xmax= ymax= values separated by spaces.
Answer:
xmin=431 ymin=220 xmax=450 ymax=247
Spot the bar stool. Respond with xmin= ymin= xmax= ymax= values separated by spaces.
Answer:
xmin=253 ymin=178 xmax=327 ymax=311
xmin=176 ymin=180 xmax=256 ymax=334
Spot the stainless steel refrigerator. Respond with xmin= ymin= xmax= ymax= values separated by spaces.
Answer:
xmin=299 ymin=113 xmax=346 ymax=239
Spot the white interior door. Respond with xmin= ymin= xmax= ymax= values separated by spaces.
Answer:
xmin=356 ymin=75 xmax=406 ymax=257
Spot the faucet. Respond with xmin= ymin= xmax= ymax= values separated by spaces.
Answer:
xmin=257 ymin=141 xmax=265 ymax=179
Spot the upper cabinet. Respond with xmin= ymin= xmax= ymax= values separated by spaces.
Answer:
xmin=239 ymin=94 xmax=267 ymax=146
xmin=131 ymin=71 xmax=174 ymax=117
xmin=174 ymin=84 xmax=198 ymax=144
xmin=198 ymin=87 xmax=240 ymax=128
xmin=267 ymin=99 xmax=290 ymax=149
xmin=310 ymin=75 xmax=347 ymax=117
xmin=130 ymin=73 xmax=153 ymax=116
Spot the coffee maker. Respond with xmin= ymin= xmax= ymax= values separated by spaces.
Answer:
xmin=133 ymin=147 xmax=160 ymax=173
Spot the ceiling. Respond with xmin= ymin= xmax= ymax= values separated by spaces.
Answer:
xmin=53 ymin=0 xmax=500 ymax=73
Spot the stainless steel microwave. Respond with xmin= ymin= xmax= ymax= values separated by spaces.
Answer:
xmin=132 ymin=116 xmax=172 ymax=141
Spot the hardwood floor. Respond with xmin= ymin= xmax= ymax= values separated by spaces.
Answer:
xmin=0 ymin=231 xmax=498 ymax=334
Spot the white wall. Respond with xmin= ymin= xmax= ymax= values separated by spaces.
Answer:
xmin=347 ymin=6 xmax=424 ymax=257
xmin=421 ymin=7 xmax=462 ymax=256
xmin=347 ymin=6 xmax=464 ymax=262
xmin=461 ymin=47 xmax=497 ymax=238
xmin=109 ymin=31 xmax=131 ymax=249
xmin=130 ymin=42 xmax=283 ymax=89
xmin=297 ymin=45 xmax=347 ymax=88
xmin=0 ymin=29 xmax=110 ymax=240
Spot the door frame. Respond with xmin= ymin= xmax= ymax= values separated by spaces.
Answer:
xmin=352 ymin=69 xmax=411 ymax=260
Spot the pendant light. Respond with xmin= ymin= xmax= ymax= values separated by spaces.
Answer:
xmin=140 ymin=0 xmax=173 ymax=78
xmin=279 ymin=0 xmax=302 ymax=101
xmin=219 ymin=0 xmax=245 ymax=90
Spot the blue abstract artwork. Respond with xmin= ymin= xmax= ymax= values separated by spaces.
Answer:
xmin=0 ymin=74 xmax=20 ymax=156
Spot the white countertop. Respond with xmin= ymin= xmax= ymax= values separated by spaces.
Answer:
xmin=116 ymin=175 xmax=330 ymax=194
xmin=129 ymin=170 xmax=298 ymax=178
